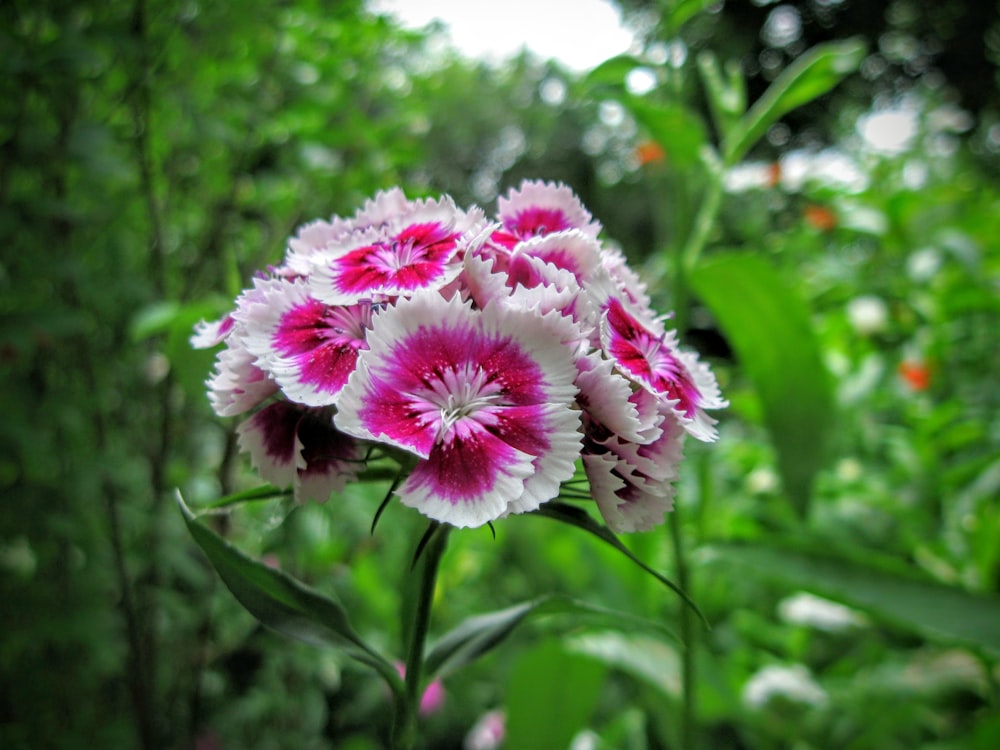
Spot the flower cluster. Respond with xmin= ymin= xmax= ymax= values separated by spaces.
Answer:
xmin=193 ymin=181 xmax=725 ymax=531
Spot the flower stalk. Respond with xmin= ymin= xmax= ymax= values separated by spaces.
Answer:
xmin=393 ymin=523 xmax=450 ymax=750
xmin=669 ymin=150 xmax=726 ymax=750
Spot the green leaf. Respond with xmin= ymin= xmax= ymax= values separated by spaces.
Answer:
xmin=130 ymin=301 xmax=182 ymax=342
xmin=176 ymin=492 xmax=403 ymax=694
xmin=584 ymin=54 xmax=645 ymax=90
xmin=689 ymin=252 xmax=835 ymax=514
xmin=533 ymin=502 xmax=708 ymax=627
xmin=424 ymin=594 xmax=672 ymax=680
xmin=725 ymin=38 xmax=865 ymax=163
xmin=504 ymin=641 xmax=606 ymax=750
xmin=568 ymin=630 xmax=680 ymax=698
xmin=697 ymin=50 xmax=745 ymax=141
xmin=132 ymin=297 xmax=233 ymax=399
xmin=627 ymin=96 xmax=708 ymax=169
xmin=705 ymin=541 xmax=1000 ymax=653
xmin=203 ymin=484 xmax=292 ymax=509
xmin=666 ymin=0 xmax=717 ymax=33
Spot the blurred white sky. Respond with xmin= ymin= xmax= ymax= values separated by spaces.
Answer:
xmin=368 ymin=0 xmax=635 ymax=70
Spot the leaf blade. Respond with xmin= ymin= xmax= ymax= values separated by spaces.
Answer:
xmin=424 ymin=594 xmax=673 ymax=680
xmin=176 ymin=492 xmax=403 ymax=693
xmin=533 ymin=502 xmax=708 ymax=627
xmin=504 ymin=642 xmax=606 ymax=750
xmin=706 ymin=541 xmax=1000 ymax=653
xmin=689 ymin=252 xmax=835 ymax=514
xmin=724 ymin=38 xmax=865 ymax=163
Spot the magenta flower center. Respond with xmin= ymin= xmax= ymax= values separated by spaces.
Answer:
xmin=424 ymin=364 xmax=503 ymax=440
xmin=275 ymin=301 xmax=368 ymax=355
xmin=509 ymin=207 xmax=571 ymax=238
xmin=347 ymin=222 xmax=456 ymax=272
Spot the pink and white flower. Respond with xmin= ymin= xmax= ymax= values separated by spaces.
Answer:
xmin=583 ymin=412 xmax=685 ymax=532
xmin=334 ymin=291 xmax=582 ymax=528
xmin=205 ymin=337 xmax=279 ymax=417
xmin=237 ymin=278 xmax=371 ymax=407
xmin=191 ymin=314 xmax=235 ymax=349
xmin=308 ymin=195 xmax=486 ymax=305
xmin=600 ymin=296 xmax=726 ymax=442
xmin=493 ymin=180 xmax=601 ymax=247
xmin=196 ymin=180 xmax=726 ymax=533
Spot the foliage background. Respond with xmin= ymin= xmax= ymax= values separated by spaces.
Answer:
xmin=2 ymin=0 xmax=999 ymax=748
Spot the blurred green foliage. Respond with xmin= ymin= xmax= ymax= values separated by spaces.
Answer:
xmin=2 ymin=0 xmax=999 ymax=748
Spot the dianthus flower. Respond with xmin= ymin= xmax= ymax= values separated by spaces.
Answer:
xmin=334 ymin=291 xmax=582 ymax=528
xmin=193 ymin=180 xmax=726 ymax=532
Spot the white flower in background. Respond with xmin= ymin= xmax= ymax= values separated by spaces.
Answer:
xmin=858 ymin=108 xmax=919 ymax=155
xmin=778 ymin=591 xmax=867 ymax=632
xmin=835 ymin=457 xmax=864 ymax=483
xmin=907 ymin=247 xmax=942 ymax=282
xmin=846 ymin=295 xmax=889 ymax=335
xmin=742 ymin=664 xmax=828 ymax=709
xmin=464 ymin=709 xmax=505 ymax=750
xmin=745 ymin=466 xmax=779 ymax=495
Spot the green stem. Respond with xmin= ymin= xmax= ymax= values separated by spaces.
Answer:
xmin=668 ymin=149 xmax=726 ymax=750
xmin=669 ymin=507 xmax=698 ymax=750
xmin=679 ymin=150 xmax=725 ymax=278
xmin=392 ymin=524 xmax=450 ymax=750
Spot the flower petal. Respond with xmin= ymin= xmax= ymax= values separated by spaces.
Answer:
xmin=295 ymin=409 xmax=364 ymax=503
xmin=400 ymin=420 xmax=537 ymax=528
xmin=574 ymin=350 xmax=648 ymax=443
xmin=191 ymin=314 xmax=235 ymax=349
xmin=237 ymin=401 xmax=363 ymax=503
xmin=508 ymin=230 xmax=602 ymax=287
xmin=237 ymin=401 xmax=306 ymax=488
xmin=207 ymin=338 xmax=279 ymax=417
xmin=495 ymin=180 xmax=602 ymax=243
xmin=584 ymin=416 xmax=685 ymax=532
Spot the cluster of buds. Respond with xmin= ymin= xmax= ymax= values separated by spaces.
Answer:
xmin=193 ymin=181 xmax=725 ymax=531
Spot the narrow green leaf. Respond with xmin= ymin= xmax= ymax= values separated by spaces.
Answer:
xmin=533 ymin=502 xmax=708 ymax=627
xmin=423 ymin=599 xmax=535 ymax=679
xmin=627 ymin=97 xmax=708 ymax=169
xmin=725 ymin=38 xmax=865 ymax=163
xmin=410 ymin=520 xmax=442 ymax=570
xmin=705 ymin=542 xmax=1000 ymax=653
xmin=204 ymin=484 xmax=292 ymax=509
xmin=424 ymin=594 xmax=672 ymax=680
xmin=176 ymin=492 xmax=403 ymax=694
xmin=568 ymin=630 xmax=681 ymax=698
xmin=504 ymin=642 xmax=606 ymax=750
xmin=584 ymin=54 xmax=645 ymax=89
xmin=689 ymin=252 xmax=834 ymax=514
xmin=130 ymin=301 xmax=181 ymax=342
xmin=697 ymin=50 xmax=745 ymax=141
xmin=666 ymin=0 xmax=716 ymax=33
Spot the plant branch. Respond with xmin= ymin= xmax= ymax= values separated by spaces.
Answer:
xmin=669 ymin=507 xmax=698 ymax=750
xmin=393 ymin=523 xmax=450 ymax=750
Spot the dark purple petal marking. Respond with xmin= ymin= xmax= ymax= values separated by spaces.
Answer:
xmin=249 ymin=401 xmax=301 ymax=466
xmin=297 ymin=410 xmax=363 ymax=476
xmin=506 ymin=207 xmax=572 ymax=239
